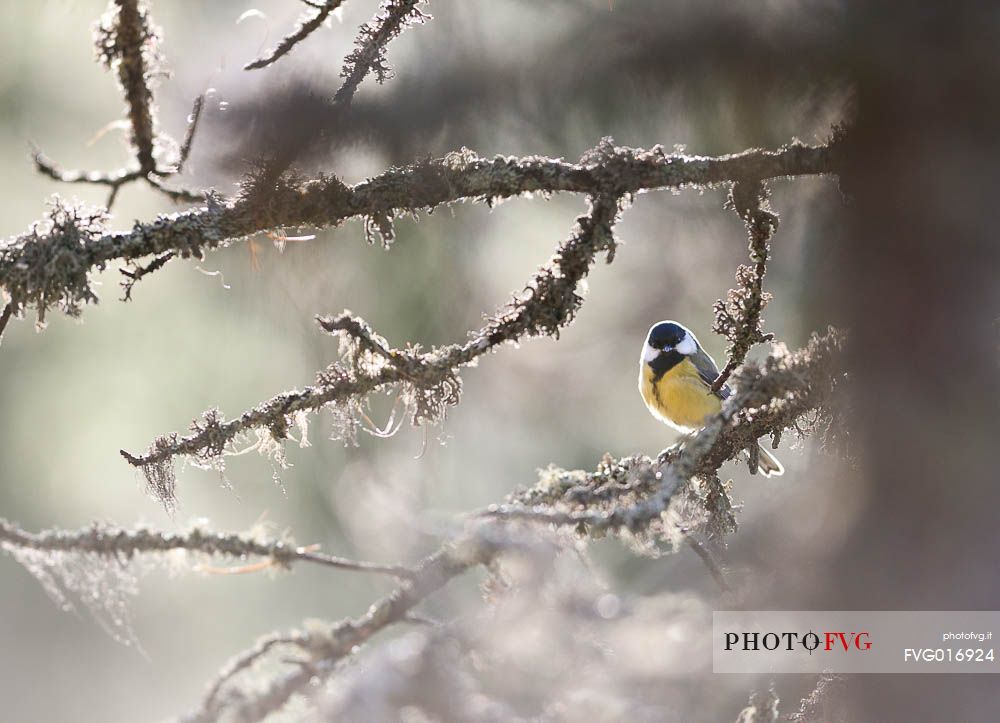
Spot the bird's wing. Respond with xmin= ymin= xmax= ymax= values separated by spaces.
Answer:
xmin=689 ymin=347 xmax=732 ymax=400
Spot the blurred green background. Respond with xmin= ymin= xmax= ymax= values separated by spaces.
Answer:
xmin=0 ymin=1 xmax=847 ymax=720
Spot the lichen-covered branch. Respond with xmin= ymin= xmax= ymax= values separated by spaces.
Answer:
xmin=0 ymin=518 xmax=410 ymax=577
xmin=1 ymin=138 xmax=839 ymax=328
xmin=182 ymin=522 xmax=509 ymax=723
xmin=96 ymin=0 xmax=160 ymax=174
xmin=0 ymin=199 xmax=110 ymax=325
xmin=32 ymin=1 xmax=205 ymax=208
xmin=335 ymin=0 xmax=430 ymax=105
xmin=734 ymin=676 xmax=847 ymax=723
xmin=177 ymin=329 xmax=845 ymax=720
xmin=484 ymin=329 xmax=846 ymax=534
xmin=121 ymin=192 xmax=624 ymax=510
xmin=315 ymin=624 xmax=519 ymax=721
xmin=238 ymin=0 xmax=428 ymax=203
xmin=4 ymin=320 xmax=846 ymax=716
xmin=735 ymin=686 xmax=781 ymax=723
xmin=788 ymin=674 xmax=848 ymax=722
xmin=0 ymin=518 xmax=411 ymax=647
xmin=710 ymin=179 xmax=779 ymax=393
xmin=244 ymin=1 xmax=349 ymax=71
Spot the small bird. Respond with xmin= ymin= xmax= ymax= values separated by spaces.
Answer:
xmin=638 ymin=320 xmax=783 ymax=476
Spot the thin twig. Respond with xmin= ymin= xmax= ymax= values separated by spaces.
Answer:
xmin=335 ymin=0 xmax=429 ymax=106
xmin=685 ymin=535 xmax=733 ymax=593
xmin=174 ymin=94 xmax=205 ymax=173
xmin=143 ymin=174 xmax=205 ymax=202
xmin=401 ymin=612 xmax=442 ymax=627
xmin=0 ymin=519 xmax=410 ymax=578
xmin=244 ymin=1 xmax=348 ymax=71
xmin=120 ymin=251 xmax=175 ymax=301
xmin=0 ymin=302 xmax=13 ymax=346
xmin=32 ymin=149 xmax=142 ymax=188
xmin=198 ymin=633 xmax=303 ymax=716
xmin=238 ymin=0 xmax=427 ymax=204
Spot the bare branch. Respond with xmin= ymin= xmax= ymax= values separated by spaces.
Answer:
xmin=244 ymin=1 xmax=348 ymax=71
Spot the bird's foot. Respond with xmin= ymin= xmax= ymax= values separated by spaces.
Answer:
xmin=656 ymin=441 xmax=683 ymax=464
xmin=656 ymin=434 xmax=697 ymax=465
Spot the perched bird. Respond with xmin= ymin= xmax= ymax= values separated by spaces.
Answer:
xmin=638 ymin=320 xmax=783 ymax=476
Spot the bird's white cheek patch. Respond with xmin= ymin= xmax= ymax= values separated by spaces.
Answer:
xmin=641 ymin=342 xmax=659 ymax=363
xmin=676 ymin=334 xmax=697 ymax=356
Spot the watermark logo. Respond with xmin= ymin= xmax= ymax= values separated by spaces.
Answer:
xmin=713 ymin=611 xmax=998 ymax=674
xmin=723 ymin=630 xmax=871 ymax=653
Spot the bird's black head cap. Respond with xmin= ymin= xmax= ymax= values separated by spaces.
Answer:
xmin=647 ymin=321 xmax=688 ymax=349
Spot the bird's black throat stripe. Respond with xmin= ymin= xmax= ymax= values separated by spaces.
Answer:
xmin=648 ymin=349 xmax=684 ymax=381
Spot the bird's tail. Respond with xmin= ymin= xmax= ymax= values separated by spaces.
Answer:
xmin=755 ymin=443 xmax=784 ymax=477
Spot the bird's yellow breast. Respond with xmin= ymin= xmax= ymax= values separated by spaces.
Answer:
xmin=639 ymin=358 xmax=721 ymax=432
